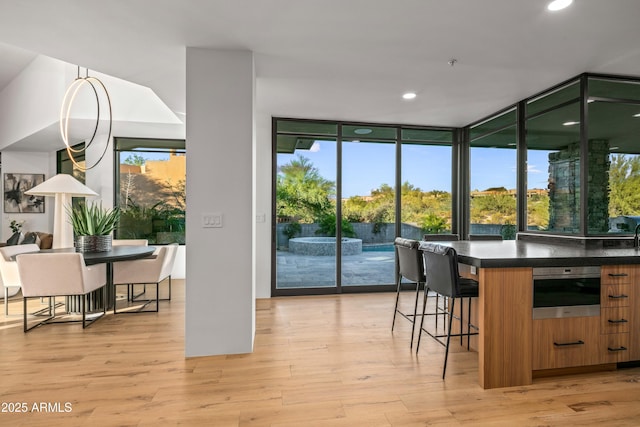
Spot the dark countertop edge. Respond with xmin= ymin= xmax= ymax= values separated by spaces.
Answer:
xmin=460 ymin=255 xmax=640 ymax=269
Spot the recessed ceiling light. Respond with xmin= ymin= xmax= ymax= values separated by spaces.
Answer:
xmin=610 ymin=146 xmax=620 ymax=150
xmin=633 ymin=113 xmax=640 ymax=117
xmin=402 ymin=92 xmax=417 ymax=100
xmin=547 ymin=0 xmax=573 ymax=11
xmin=354 ymin=128 xmax=373 ymax=135
xmin=563 ymin=121 xmax=580 ymax=126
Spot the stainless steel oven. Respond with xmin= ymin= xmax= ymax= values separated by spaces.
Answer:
xmin=533 ymin=266 xmax=601 ymax=319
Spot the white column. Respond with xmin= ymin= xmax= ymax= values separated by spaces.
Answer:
xmin=185 ymin=48 xmax=255 ymax=356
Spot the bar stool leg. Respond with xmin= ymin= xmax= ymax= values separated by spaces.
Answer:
xmin=410 ymin=280 xmax=420 ymax=348
xmin=416 ymin=286 xmax=430 ymax=354
xmin=443 ymin=297 xmax=456 ymax=379
xmin=391 ymin=274 xmax=401 ymax=331
xmin=467 ymin=297 xmax=472 ymax=350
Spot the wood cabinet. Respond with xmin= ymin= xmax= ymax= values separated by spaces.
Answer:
xmin=533 ymin=316 xmax=601 ymax=370
xmin=533 ymin=265 xmax=639 ymax=371
xmin=601 ymin=265 xmax=635 ymax=363
xmin=626 ymin=266 xmax=640 ymax=361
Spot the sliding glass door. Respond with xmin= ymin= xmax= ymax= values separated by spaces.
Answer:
xmin=273 ymin=119 xmax=454 ymax=295
xmin=342 ymin=125 xmax=397 ymax=287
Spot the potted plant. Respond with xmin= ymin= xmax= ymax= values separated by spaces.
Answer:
xmin=68 ymin=202 xmax=121 ymax=252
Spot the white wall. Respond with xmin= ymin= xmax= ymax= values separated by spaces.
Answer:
xmin=185 ymin=48 xmax=255 ymax=356
xmin=0 ymin=56 xmax=66 ymax=150
xmin=254 ymin=111 xmax=272 ymax=298
xmin=0 ymin=151 xmax=55 ymax=240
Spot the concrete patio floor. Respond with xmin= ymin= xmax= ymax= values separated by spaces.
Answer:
xmin=276 ymin=249 xmax=396 ymax=288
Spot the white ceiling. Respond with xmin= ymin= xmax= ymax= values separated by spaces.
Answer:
xmin=0 ymin=0 xmax=640 ymax=133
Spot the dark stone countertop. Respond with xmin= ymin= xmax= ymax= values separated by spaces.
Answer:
xmin=418 ymin=240 xmax=640 ymax=268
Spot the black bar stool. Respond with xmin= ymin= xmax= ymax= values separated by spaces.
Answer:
xmin=423 ymin=234 xmax=459 ymax=331
xmin=391 ymin=237 xmax=425 ymax=348
xmin=416 ymin=242 xmax=479 ymax=379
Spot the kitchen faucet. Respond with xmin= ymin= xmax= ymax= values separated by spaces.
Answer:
xmin=635 ymin=223 xmax=640 ymax=248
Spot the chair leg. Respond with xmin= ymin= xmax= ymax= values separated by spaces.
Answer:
xmin=391 ymin=274 xmax=402 ymax=331
xmin=435 ymin=294 xmax=439 ymax=331
xmin=23 ymin=297 xmax=27 ymax=332
xmin=410 ymin=280 xmax=420 ymax=348
xmin=467 ymin=297 xmax=472 ymax=350
xmin=82 ymin=293 xmax=87 ymax=328
xmin=23 ymin=296 xmax=54 ymax=333
xmin=4 ymin=287 xmax=8 ymax=317
xmin=443 ymin=298 xmax=456 ymax=380
xmin=459 ymin=297 xmax=464 ymax=347
xmin=416 ymin=286 xmax=430 ymax=354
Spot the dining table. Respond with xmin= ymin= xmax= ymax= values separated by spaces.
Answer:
xmin=40 ymin=245 xmax=156 ymax=312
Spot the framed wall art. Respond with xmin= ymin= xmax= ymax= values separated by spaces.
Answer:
xmin=3 ymin=173 xmax=45 ymax=213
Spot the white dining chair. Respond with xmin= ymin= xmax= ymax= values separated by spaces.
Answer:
xmin=0 ymin=244 xmax=40 ymax=316
xmin=16 ymin=252 xmax=107 ymax=332
xmin=112 ymin=243 xmax=178 ymax=313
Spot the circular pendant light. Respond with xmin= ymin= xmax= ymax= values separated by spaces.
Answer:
xmin=59 ymin=67 xmax=112 ymax=171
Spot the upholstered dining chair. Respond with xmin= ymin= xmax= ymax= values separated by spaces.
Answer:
xmin=112 ymin=243 xmax=178 ymax=313
xmin=0 ymin=244 xmax=40 ymax=316
xmin=16 ymin=252 xmax=107 ymax=332
xmin=112 ymin=239 xmax=149 ymax=246
xmin=112 ymin=238 xmax=150 ymax=300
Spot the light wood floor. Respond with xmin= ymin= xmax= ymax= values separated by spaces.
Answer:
xmin=2 ymin=283 xmax=640 ymax=426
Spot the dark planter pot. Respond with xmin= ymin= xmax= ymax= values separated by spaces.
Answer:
xmin=75 ymin=235 xmax=113 ymax=253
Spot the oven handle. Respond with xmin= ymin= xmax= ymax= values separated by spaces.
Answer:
xmin=608 ymin=294 xmax=629 ymax=299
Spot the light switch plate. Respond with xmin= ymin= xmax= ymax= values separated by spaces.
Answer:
xmin=202 ymin=212 xmax=222 ymax=228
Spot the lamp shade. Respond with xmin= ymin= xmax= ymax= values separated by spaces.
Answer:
xmin=24 ymin=174 xmax=98 ymax=249
xmin=25 ymin=173 xmax=98 ymax=197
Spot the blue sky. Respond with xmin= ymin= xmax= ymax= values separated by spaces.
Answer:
xmin=278 ymin=140 xmax=552 ymax=198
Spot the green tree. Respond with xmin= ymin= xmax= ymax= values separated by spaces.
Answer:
xmin=276 ymin=155 xmax=334 ymax=223
xmin=527 ymin=194 xmax=550 ymax=229
xmin=609 ymin=154 xmax=640 ymax=217
xmin=124 ymin=154 xmax=147 ymax=166
xmin=420 ymin=213 xmax=447 ymax=234
xmin=470 ymin=190 xmax=516 ymax=224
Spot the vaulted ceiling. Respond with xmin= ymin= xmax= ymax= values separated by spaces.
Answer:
xmin=1 ymin=0 xmax=639 ymax=138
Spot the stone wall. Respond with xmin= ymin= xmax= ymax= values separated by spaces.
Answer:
xmin=587 ymin=139 xmax=610 ymax=233
xmin=548 ymin=142 xmax=580 ymax=233
xmin=547 ymin=139 xmax=609 ymax=233
xmin=276 ymin=222 xmax=426 ymax=249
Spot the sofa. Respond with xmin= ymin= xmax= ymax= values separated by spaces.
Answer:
xmin=4 ymin=231 xmax=53 ymax=249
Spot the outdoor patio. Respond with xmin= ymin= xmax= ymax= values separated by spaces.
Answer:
xmin=276 ymin=248 xmax=396 ymax=288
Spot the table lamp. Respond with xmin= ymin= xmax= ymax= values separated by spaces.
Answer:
xmin=24 ymin=174 xmax=98 ymax=249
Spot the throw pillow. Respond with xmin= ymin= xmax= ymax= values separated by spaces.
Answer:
xmin=6 ymin=231 xmax=23 ymax=246
xmin=21 ymin=232 xmax=41 ymax=247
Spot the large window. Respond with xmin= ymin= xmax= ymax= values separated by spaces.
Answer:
xmin=588 ymin=77 xmax=640 ymax=235
xmin=115 ymin=137 xmax=186 ymax=244
xmin=469 ymin=109 xmax=517 ymax=239
xmin=400 ymin=128 xmax=453 ymax=237
xmin=274 ymin=119 xmax=454 ymax=295
xmin=57 ymin=142 xmax=86 ymax=183
xmin=526 ymin=82 xmax=581 ymax=234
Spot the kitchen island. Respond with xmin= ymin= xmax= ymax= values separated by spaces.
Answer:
xmin=419 ymin=239 xmax=640 ymax=389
